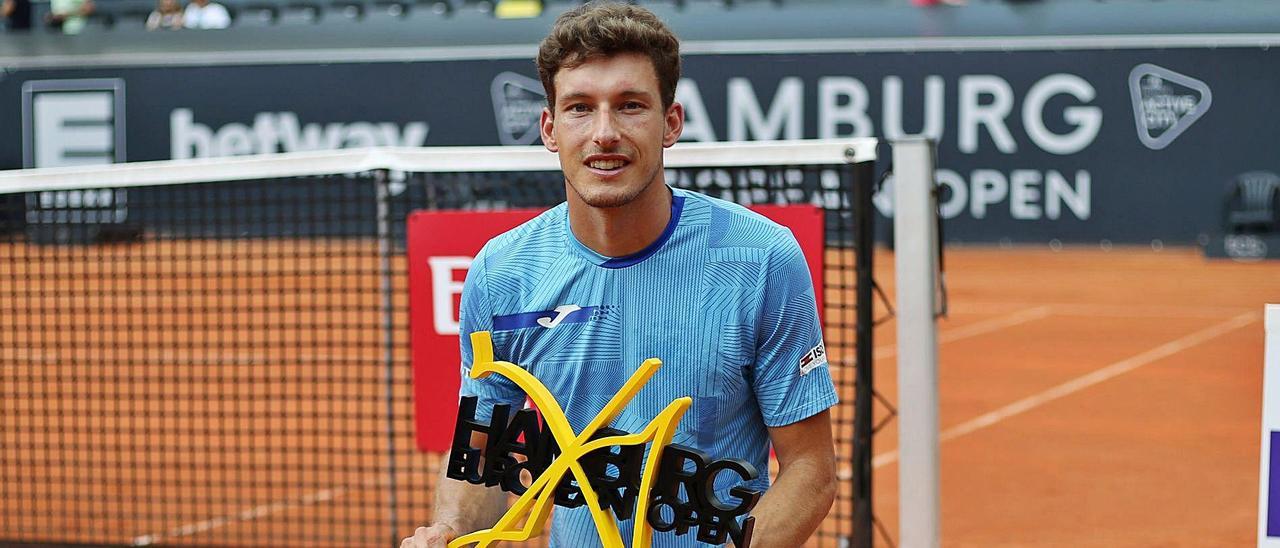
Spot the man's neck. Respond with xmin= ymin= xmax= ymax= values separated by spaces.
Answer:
xmin=567 ymin=181 xmax=673 ymax=259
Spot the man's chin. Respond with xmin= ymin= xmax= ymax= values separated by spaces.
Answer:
xmin=580 ymin=193 xmax=636 ymax=209
xmin=572 ymin=183 xmax=644 ymax=209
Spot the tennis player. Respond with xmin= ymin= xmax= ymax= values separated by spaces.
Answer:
xmin=402 ymin=2 xmax=837 ymax=546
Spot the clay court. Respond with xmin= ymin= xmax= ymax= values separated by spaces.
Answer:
xmin=872 ymin=247 xmax=1271 ymax=547
xmin=2 ymin=241 xmax=1275 ymax=546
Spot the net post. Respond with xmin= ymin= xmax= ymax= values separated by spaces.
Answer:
xmin=1259 ymin=304 xmax=1280 ymax=546
xmin=851 ymin=153 xmax=877 ymax=548
xmin=891 ymin=138 xmax=941 ymax=548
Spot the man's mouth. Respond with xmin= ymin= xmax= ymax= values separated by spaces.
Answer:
xmin=588 ymin=159 xmax=627 ymax=170
xmin=585 ymin=156 xmax=630 ymax=176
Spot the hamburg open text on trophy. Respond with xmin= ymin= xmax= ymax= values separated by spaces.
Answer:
xmin=444 ymin=331 xmax=761 ymax=548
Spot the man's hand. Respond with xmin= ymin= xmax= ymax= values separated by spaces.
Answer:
xmin=406 ymin=436 xmax=511 ymax=548
xmin=399 ymin=523 xmax=459 ymax=548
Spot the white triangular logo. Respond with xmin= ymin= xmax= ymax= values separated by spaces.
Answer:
xmin=1128 ymin=63 xmax=1212 ymax=150
xmin=490 ymin=72 xmax=546 ymax=146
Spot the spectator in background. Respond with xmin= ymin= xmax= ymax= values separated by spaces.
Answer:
xmin=46 ymin=0 xmax=94 ymax=34
xmin=146 ymin=0 xmax=184 ymax=30
xmin=184 ymin=0 xmax=229 ymax=29
xmin=2 ymin=0 xmax=34 ymax=31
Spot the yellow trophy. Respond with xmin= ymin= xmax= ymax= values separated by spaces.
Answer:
xmin=445 ymin=331 xmax=758 ymax=548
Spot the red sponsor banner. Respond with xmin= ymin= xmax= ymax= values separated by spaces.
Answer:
xmin=408 ymin=205 xmax=824 ymax=453
xmin=407 ymin=209 xmax=545 ymax=453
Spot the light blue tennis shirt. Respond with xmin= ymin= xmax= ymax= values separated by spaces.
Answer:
xmin=458 ymin=186 xmax=838 ymax=547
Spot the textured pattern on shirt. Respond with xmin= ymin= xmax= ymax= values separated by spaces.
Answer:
xmin=457 ymin=187 xmax=838 ymax=547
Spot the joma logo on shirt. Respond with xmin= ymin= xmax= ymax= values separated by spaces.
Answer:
xmin=537 ymin=304 xmax=582 ymax=328
xmin=492 ymin=304 xmax=599 ymax=331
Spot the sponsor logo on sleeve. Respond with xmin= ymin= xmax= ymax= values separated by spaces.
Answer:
xmin=799 ymin=341 xmax=828 ymax=376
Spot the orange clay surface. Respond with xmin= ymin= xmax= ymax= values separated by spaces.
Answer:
xmin=867 ymin=246 xmax=1276 ymax=548
xmin=2 ymin=242 xmax=1277 ymax=547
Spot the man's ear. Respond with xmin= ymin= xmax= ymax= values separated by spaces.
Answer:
xmin=540 ymin=108 xmax=558 ymax=153
xmin=663 ymin=102 xmax=684 ymax=148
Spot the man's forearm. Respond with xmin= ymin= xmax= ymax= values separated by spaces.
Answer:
xmin=739 ymin=456 xmax=836 ymax=547
xmin=430 ymin=456 xmax=511 ymax=537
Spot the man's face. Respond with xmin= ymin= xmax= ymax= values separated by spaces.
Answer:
xmin=540 ymin=52 xmax=683 ymax=209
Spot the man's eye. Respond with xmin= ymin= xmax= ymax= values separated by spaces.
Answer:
xmin=621 ymin=101 xmax=644 ymax=110
xmin=569 ymin=104 xmax=590 ymax=113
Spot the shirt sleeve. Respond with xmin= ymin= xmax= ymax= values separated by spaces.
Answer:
xmin=457 ymin=246 xmax=526 ymax=423
xmin=751 ymin=230 xmax=839 ymax=428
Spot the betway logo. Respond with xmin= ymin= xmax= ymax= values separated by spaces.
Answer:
xmin=171 ymin=109 xmax=429 ymax=159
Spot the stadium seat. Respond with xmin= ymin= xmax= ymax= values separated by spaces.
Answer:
xmin=77 ymin=0 xmax=168 ymax=31
xmin=1224 ymin=171 xmax=1280 ymax=234
xmin=460 ymin=0 xmax=493 ymax=14
xmin=328 ymin=0 xmax=365 ymax=20
xmin=234 ymin=4 xmax=280 ymax=25
xmin=81 ymin=10 xmax=117 ymax=30
xmin=368 ymin=0 xmax=410 ymax=19
xmin=279 ymin=2 xmax=323 ymax=24
xmin=113 ymin=7 xmax=153 ymax=29
xmin=413 ymin=0 xmax=452 ymax=16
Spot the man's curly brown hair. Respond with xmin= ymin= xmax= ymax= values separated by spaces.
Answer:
xmin=536 ymin=2 xmax=681 ymax=111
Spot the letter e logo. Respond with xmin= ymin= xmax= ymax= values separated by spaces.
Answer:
xmin=428 ymin=256 xmax=473 ymax=335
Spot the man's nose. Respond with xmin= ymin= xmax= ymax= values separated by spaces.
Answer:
xmin=592 ymin=110 xmax=621 ymax=149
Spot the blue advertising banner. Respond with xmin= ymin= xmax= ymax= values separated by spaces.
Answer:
xmin=3 ymin=45 xmax=1277 ymax=245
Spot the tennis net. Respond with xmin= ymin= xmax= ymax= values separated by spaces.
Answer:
xmin=0 ymin=140 xmax=885 ymax=547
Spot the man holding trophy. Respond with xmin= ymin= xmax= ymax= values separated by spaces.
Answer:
xmin=402 ymin=2 xmax=838 ymax=546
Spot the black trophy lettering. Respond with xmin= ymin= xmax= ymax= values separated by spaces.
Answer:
xmin=695 ymin=459 xmax=760 ymax=546
xmin=579 ymin=427 xmax=644 ymax=520
xmin=649 ymin=444 xmax=710 ymax=536
xmin=446 ymin=399 xmax=762 ymax=547
xmin=445 ymin=396 xmax=509 ymax=485
xmin=485 ymin=407 xmax=549 ymax=494
xmin=554 ymin=474 xmax=588 ymax=508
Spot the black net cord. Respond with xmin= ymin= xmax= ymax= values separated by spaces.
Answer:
xmin=377 ymin=170 xmax=400 ymax=546
xmin=852 ymin=159 xmax=877 ymax=548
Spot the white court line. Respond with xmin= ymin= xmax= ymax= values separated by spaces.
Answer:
xmin=874 ymin=306 xmax=1052 ymax=361
xmin=1035 ymin=302 xmax=1255 ymax=320
xmin=130 ymin=485 xmax=351 ymax=546
xmin=956 ymin=301 xmax=1254 ymax=319
xmin=865 ymin=311 xmax=1259 ymax=471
